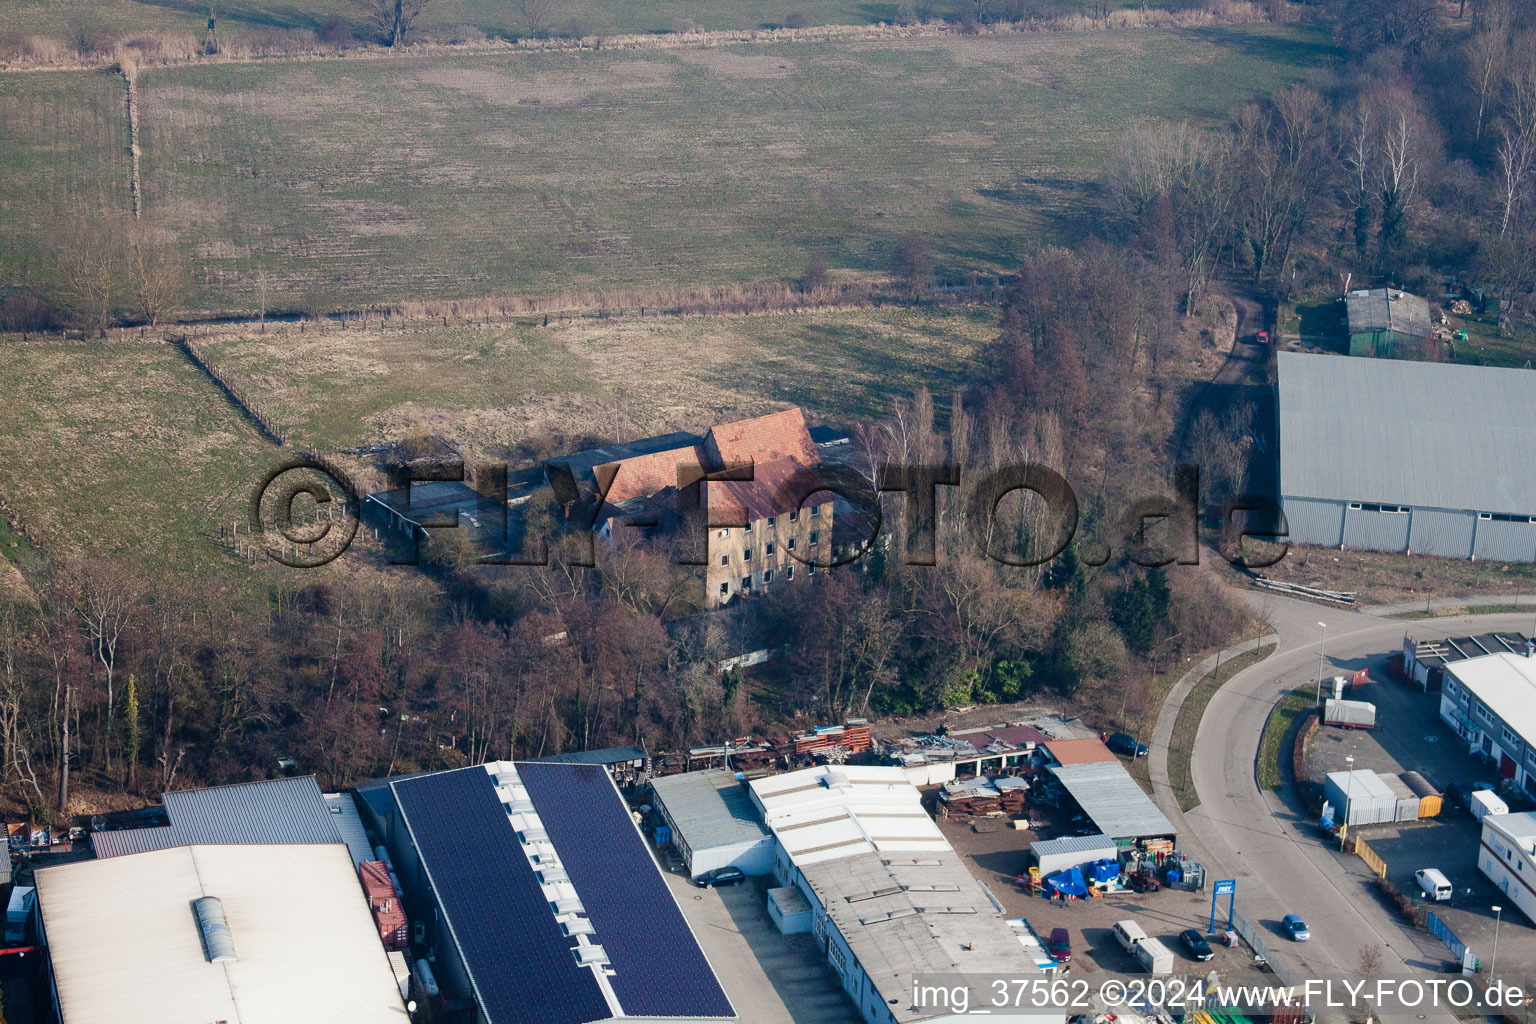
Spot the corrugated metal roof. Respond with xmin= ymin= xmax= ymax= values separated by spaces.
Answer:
xmin=325 ymin=792 xmax=374 ymax=868
xmin=35 ymin=844 xmax=407 ymax=1023
xmin=1279 ymin=352 xmax=1536 ymax=513
xmin=532 ymin=745 xmax=647 ymax=766
xmin=1029 ymin=832 xmax=1116 ymax=858
xmin=92 ymin=776 xmax=342 ymax=858
xmin=1048 ymin=762 xmax=1176 ymax=840
xmin=651 ymin=769 xmax=772 ymax=852
xmin=1346 ymin=288 xmax=1431 ymax=337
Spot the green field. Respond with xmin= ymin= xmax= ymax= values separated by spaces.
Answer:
xmin=0 ymin=338 xmax=279 ymax=578
xmin=197 ymin=304 xmax=998 ymax=454
xmin=0 ymin=70 xmax=132 ymax=288
xmin=0 ymin=23 xmax=1329 ymax=314
xmin=4 ymin=0 xmax=1170 ymax=44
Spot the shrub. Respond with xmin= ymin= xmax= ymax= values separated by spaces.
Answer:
xmin=317 ymin=16 xmax=354 ymax=46
xmin=672 ymin=17 xmax=701 ymax=33
xmin=784 ymin=10 xmax=812 ymax=27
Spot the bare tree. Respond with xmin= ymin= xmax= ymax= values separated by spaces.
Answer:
xmin=57 ymin=218 xmax=126 ymax=335
xmin=356 ymin=0 xmax=431 ymax=46
xmin=520 ymin=0 xmax=556 ymax=37
xmin=127 ymin=226 xmax=189 ymax=327
xmin=1467 ymin=10 xmax=1510 ymax=144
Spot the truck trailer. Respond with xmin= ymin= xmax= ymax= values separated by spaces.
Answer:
xmin=1133 ymin=937 xmax=1174 ymax=974
xmin=1323 ymin=699 xmax=1377 ymax=729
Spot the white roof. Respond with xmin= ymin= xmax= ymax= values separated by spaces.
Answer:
xmin=1485 ymin=811 xmax=1536 ymax=846
xmin=35 ymin=844 xmax=408 ymax=1024
xmin=1446 ymin=652 xmax=1536 ymax=743
xmin=749 ymin=765 xmax=946 ymax=866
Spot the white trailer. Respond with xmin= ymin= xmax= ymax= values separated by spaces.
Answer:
xmin=1323 ymin=699 xmax=1376 ymax=729
xmin=1471 ymin=790 xmax=1509 ymax=822
xmin=1133 ymin=936 xmax=1174 ymax=974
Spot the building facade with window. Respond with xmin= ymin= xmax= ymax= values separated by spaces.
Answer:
xmin=1477 ymin=812 xmax=1536 ymax=923
xmin=1439 ymin=652 xmax=1536 ymax=800
xmin=1278 ymin=353 xmax=1536 ymax=561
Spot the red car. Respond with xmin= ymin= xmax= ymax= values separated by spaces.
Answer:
xmin=1049 ymin=928 xmax=1072 ymax=964
xmin=1256 ymin=330 xmax=1270 ymax=345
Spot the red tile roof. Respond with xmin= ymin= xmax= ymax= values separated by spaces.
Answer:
xmin=595 ymin=443 xmax=706 ymax=504
xmin=704 ymin=408 xmax=817 ymax=468
xmin=704 ymin=456 xmax=826 ymax=523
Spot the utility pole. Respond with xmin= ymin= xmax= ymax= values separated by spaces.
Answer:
xmin=1315 ymin=621 xmax=1328 ymax=706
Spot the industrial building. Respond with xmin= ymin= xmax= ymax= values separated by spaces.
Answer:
xmin=650 ymin=769 xmax=775 ymax=878
xmin=1346 ymin=288 xmax=1432 ymax=358
xmin=365 ymin=761 xmax=735 ymax=1024
xmin=1045 ymin=761 xmax=1176 ymax=845
xmin=1478 ymin=811 xmax=1536 ymax=922
xmin=534 ymin=745 xmax=651 ymax=789
xmin=1439 ymin=652 xmax=1536 ymax=799
xmin=1402 ymin=632 xmax=1532 ymax=691
xmin=1029 ymin=833 xmax=1119 ymax=877
xmin=749 ymin=765 xmax=1057 ymax=1024
xmin=1278 ymin=353 xmax=1536 ymax=561
xmin=34 ymin=843 xmax=408 ymax=1024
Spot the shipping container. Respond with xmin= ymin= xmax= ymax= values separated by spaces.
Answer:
xmin=1381 ymin=773 xmax=1420 ymax=823
xmin=1323 ymin=699 xmax=1377 ymax=729
xmin=1324 ymin=769 xmax=1397 ymax=826
xmin=1399 ymin=771 xmax=1442 ymax=819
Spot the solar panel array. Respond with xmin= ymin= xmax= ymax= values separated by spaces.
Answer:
xmin=517 ymin=762 xmax=735 ymax=1020
xmin=391 ymin=768 xmax=611 ymax=1024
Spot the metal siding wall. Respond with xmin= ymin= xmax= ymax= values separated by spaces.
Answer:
xmin=1473 ymin=519 xmax=1536 ymax=563
xmin=1282 ymin=497 xmax=1344 ymax=547
xmin=1408 ymin=508 xmax=1475 ymax=558
xmin=1342 ymin=508 xmax=1411 ymax=552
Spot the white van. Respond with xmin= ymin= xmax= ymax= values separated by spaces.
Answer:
xmin=1415 ymin=868 xmax=1452 ymax=901
xmin=1112 ymin=920 xmax=1148 ymax=954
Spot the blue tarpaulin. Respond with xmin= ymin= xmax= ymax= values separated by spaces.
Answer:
xmin=1045 ymin=866 xmax=1088 ymax=896
xmin=1087 ymin=858 xmax=1119 ymax=883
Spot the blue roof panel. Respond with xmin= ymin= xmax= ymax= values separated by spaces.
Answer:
xmin=517 ymin=762 xmax=734 ymax=1019
xmin=392 ymin=767 xmax=610 ymax=1024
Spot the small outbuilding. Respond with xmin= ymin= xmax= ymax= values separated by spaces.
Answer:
xmin=1047 ymin=762 xmax=1176 ymax=844
xmin=650 ymin=768 xmax=775 ymax=879
xmin=1030 ymin=833 xmax=1119 ymax=877
xmin=1346 ymin=288 xmax=1432 ymax=358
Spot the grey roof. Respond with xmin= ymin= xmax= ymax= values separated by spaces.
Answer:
xmin=651 ymin=770 xmax=772 ymax=851
xmin=798 ymin=850 xmax=1038 ymax=1023
xmin=1047 ymin=762 xmax=1175 ymax=840
xmin=1029 ymin=833 xmax=1117 ymax=859
xmin=544 ymin=432 xmax=704 ymax=479
xmin=1278 ymin=352 xmax=1536 ymax=514
xmin=1346 ymin=288 xmax=1432 ymax=338
xmin=532 ymin=745 xmax=647 ymax=767
xmin=91 ymin=776 xmax=342 ymax=858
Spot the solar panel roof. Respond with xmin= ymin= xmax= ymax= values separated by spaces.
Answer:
xmin=391 ymin=767 xmax=610 ymax=1024
xmin=516 ymin=762 xmax=735 ymax=1020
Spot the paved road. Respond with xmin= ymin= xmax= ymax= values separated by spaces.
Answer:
xmin=1161 ymin=591 xmax=1531 ymax=1013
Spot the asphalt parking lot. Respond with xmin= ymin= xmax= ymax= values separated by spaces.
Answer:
xmin=934 ymin=812 xmax=1262 ymax=977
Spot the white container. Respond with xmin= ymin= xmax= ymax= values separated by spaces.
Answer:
xmin=1471 ymin=789 xmax=1509 ymax=822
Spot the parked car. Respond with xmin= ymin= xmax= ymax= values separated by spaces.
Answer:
xmin=695 ymin=866 xmax=746 ymax=888
xmin=1049 ymin=928 xmax=1072 ymax=964
xmin=1256 ymin=331 xmax=1270 ymax=345
xmin=1107 ymin=733 xmax=1149 ymax=758
xmin=1178 ymin=929 xmax=1214 ymax=962
xmin=1281 ymin=914 xmax=1310 ymax=941
xmin=1446 ymin=780 xmax=1495 ymax=812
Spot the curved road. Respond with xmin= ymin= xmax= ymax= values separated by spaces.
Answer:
xmin=1158 ymin=591 xmax=1532 ymax=1012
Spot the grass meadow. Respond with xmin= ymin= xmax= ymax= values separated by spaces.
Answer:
xmin=196 ymin=304 xmax=1000 ymax=454
xmin=0 ymin=23 xmax=1329 ymax=315
xmin=140 ymin=24 xmax=1325 ymax=312
xmin=6 ymin=0 xmax=1180 ymax=43
xmin=0 ymin=338 xmax=280 ymax=581
xmin=0 ymin=70 xmax=132 ymax=288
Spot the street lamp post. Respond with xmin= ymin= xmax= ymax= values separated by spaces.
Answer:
xmin=1315 ymin=621 xmax=1328 ymax=707
xmin=1341 ymin=755 xmax=1354 ymax=850
xmin=1491 ymin=905 xmax=1503 ymax=979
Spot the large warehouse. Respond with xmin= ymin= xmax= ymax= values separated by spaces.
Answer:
xmin=1278 ymin=352 xmax=1536 ymax=561
xmin=749 ymin=765 xmax=1058 ymax=1024
xmin=377 ymin=761 xmax=735 ymax=1024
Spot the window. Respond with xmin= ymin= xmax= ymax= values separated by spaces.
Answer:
xmin=811 ymin=505 xmax=821 ymax=517
xmin=741 ymin=576 xmax=751 ymax=590
xmin=767 ymin=515 xmax=776 ymax=527
xmin=808 ymin=563 xmax=816 ymax=575
xmin=744 ymin=521 xmax=753 ymax=533
xmin=1445 ymin=679 xmax=1458 ymax=696
xmin=1479 ymin=512 xmax=1494 ymax=521
xmin=1490 ymin=512 xmax=1534 ymax=523
xmin=1348 ymin=502 xmax=1362 ymax=511
xmin=766 ymin=542 xmax=775 ymax=557
xmin=744 ymin=548 xmax=752 ymax=561
xmin=810 ymin=531 xmax=819 ymax=545
xmin=788 ymin=537 xmax=796 ymax=550
xmin=1503 ymin=727 xmax=1519 ymax=746
xmin=720 ymin=554 xmax=729 ymax=566
xmin=1356 ymin=502 xmax=1408 ymax=514
xmin=764 ymin=570 xmax=774 ymax=583
xmin=787 ymin=564 xmax=795 ymax=580
xmin=789 ymin=510 xmax=798 ymax=522
xmin=719 ymin=582 xmax=729 ymax=594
